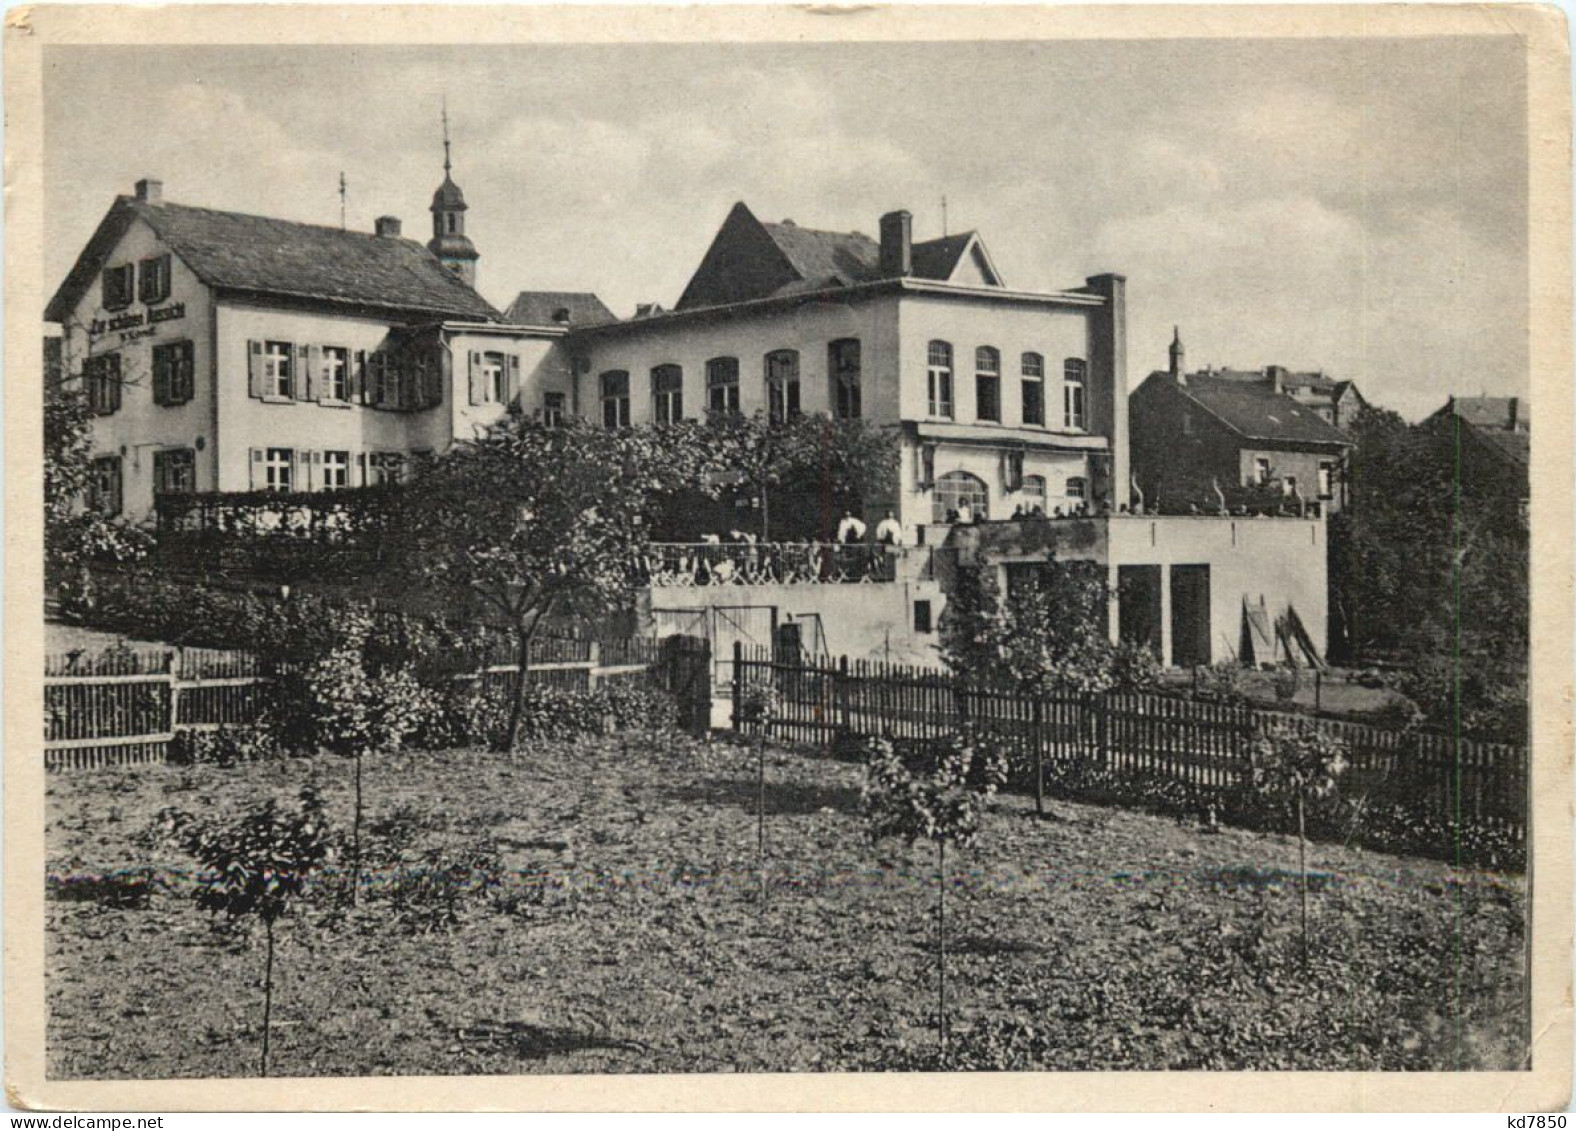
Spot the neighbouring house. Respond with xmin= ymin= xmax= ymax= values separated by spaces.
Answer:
xmin=1128 ymin=329 xmax=1354 ymax=515
xmin=1422 ymin=395 xmax=1531 ymax=506
xmin=565 ymin=201 xmax=1129 ymax=545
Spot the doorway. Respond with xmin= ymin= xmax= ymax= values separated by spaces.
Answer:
xmin=1169 ymin=564 xmax=1212 ymax=668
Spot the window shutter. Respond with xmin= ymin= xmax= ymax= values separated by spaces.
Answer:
xmin=152 ymin=451 xmax=166 ymax=495
xmin=295 ymin=449 xmax=311 ymax=493
xmin=296 ymin=345 xmax=313 ymax=401
xmin=468 ymin=351 xmax=483 ymax=406
xmin=355 ymin=452 xmax=368 ymax=487
xmin=248 ymin=341 xmax=265 ymax=399
xmin=426 ymin=350 xmax=444 ymax=408
xmin=351 ymin=351 xmax=365 ymax=404
xmin=507 ymin=354 xmax=521 ymax=405
xmin=109 ymin=457 xmax=123 ymax=517
xmin=249 ymin=448 xmax=264 ymax=490
xmin=108 ymin=355 xmax=122 ymax=413
xmin=152 ymin=347 xmax=168 ymax=406
xmin=307 ymin=345 xmax=325 ymax=404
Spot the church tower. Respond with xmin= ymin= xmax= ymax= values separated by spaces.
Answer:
xmin=1169 ymin=325 xmax=1186 ymax=384
xmin=428 ymin=105 xmax=480 ymax=289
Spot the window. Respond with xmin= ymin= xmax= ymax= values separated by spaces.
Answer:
xmin=706 ymin=357 xmax=740 ymax=416
xmin=1065 ymin=476 xmax=1087 ymax=502
xmin=975 ymin=346 xmax=1001 ymax=422
xmin=101 ymin=264 xmax=134 ymax=310
xmin=138 ymin=255 xmax=171 ymax=304
xmin=153 ymin=448 xmax=195 ymax=495
xmin=152 ymin=341 xmax=195 ymax=406
xmin=652 ymin=364 xmax=683 ymax=425
xmin=913 ymin=600 xmax=933 ymax=635
xmin=927 ymin=341 xmax=954 ymax=418
xmin=765 ymin=350 xmax=800 ymax=425
xmin=321 ymin=347 xmax=350 ymax=402
xmin=87 ymin=456 xmax=123 ymax=516
xmin=479 ymin=352 xmax=506 ymax=404
xmin=1318 ymin=461 xmax=1334 ymax=500
xmin=1252 ymin=457 xmax=1271 ymax=486
xmin=830 ymin=338 xmax=862 ymax=419
xmin=1003 ymin=448 xmax=1025 ymax=492
xmin=264 ymin=341 xmax=294 ymax=399
xmin=1021 ymin=474 xmax=1047 ymax=512
xmin=371 ymin=452 xmax=406 ymax=486
xmin=322 ymin=450 xmax=351 ymax=490
xmin=1283 ymin=475 xmax=1298 ymax=497
xmin=1021 ymin=352 xmax=1045 ymax=426
xmin=1063 ymin=358 xmax=1087 ymax=430
xmin=542 ymin=392 xmax=566 ymax=427
xmin=933 ymin=470 xmax=988 ymax=523
xmin=600 ymin=370 xmax=631 ymax=429
xmin=264 ymin=448 xmax=294 ymax=491
xmin=84 ymin=353 xmax=122 ymax=415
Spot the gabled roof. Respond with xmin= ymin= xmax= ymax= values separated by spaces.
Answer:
xmin=1435 ymin=395 xmax=1530 ymax=432
xmin=1141 ymin=371 xmax=1352 ymax=447
xmin=503 ymin=290 xmax=616 ymax=327
xmin=674 ymin=201 xmax=1003 ymax=312
xmin=46 ymin=195 xmax=501 ymax=324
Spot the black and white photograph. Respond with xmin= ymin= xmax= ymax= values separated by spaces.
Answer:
xmin=6 ymin=3 xmax=1570 ymax=1112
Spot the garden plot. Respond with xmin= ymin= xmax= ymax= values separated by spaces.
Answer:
xmin=47 ymin=734 xmax=1526 ymax=1077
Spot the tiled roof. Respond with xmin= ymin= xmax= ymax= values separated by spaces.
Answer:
xmin=1472 ymin=426 xmax=1531 ymax=468
xmin=911 ymin=232 xmax=976 ymax=280
xmin=1152 ymin=372 xmax=1352 ymax=446
xmin=503 ymin=291 xmax=616 ymax=327
xmin=46 ymin=196 xmax=500 ymax=324
xmin=675 ymin=203 xmax=1001 ymax=311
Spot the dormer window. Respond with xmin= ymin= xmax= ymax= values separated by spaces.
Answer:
xmin=101 ymin=264 xmax=134 ymax=311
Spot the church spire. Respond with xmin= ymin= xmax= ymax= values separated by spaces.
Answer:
xmin=428 ymin=99 xmax=479 ymax=289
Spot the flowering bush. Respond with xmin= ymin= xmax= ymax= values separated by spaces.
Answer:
xmin=734 ymin=680 xmax=781 ymax=731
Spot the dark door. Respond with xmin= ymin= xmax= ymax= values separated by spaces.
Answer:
xmin=1118 ymin=565 xmax=1163 ymax=657
xmin=1169 ymin=564 xmax=1212 ymax=668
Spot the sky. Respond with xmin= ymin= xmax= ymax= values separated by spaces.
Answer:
xmin=43 ymin=37 xmax=1528 ymax=420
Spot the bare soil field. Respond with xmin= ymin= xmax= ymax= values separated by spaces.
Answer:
xmin=47 ymin=733 xmax=1526 ymax=1076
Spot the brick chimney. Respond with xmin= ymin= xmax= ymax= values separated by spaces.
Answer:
xmin=1169 ymin=326 xmax=1186 ymax=386
xmin=374 ymin=216 xmax=403 ymax=238
xmin=1266 ymin=364 xmax=1286 ymax=395
xmin=135 ymin=178 xmax=163 ymax=204
xmin=1508 ymin=396 xmax=1521 ymax=430
xmin=879 ymin=210 xmax=912 ymax=278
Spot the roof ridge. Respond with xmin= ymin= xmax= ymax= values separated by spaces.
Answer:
xmin=135 ymin=198 xmax=418 ymax=243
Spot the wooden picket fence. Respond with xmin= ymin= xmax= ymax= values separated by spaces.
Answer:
xmin=731 ymin=645 xmax=1528 ymax=846
xmin=42 ymin=637 xmax=696 ymax=771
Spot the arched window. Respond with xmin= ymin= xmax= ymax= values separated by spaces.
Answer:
xmin=1021 ymin=474 xmax=1047 ymax=512
xmin=1021 ymin=352 xmax=1045 ymax=426
xmin=829 ymin=338 xmax=861 ymax=419
xmin=933 ymin=470 xmax=989 ymax=523
xmin=706 ymin=357 xmax=740 ymax=415
xmin=765 ymin=349 xmax=800 ymax=425
xmin=1063 ymin=358 xmax=1087 ymax=430
xmin=975 ymin=346 xmax=1001 ymax=422
xmin=927 ymin=340 xmax=954 ymax=418
xmin=651 ymin=364 xmax=683 ymax=425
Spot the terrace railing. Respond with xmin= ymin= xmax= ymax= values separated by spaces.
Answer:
xmin=639 ymin=542 xmax=897 ymax=587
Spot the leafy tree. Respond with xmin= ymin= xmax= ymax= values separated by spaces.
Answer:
xmin=1329 ymin=405 xmax=1527 ymax=737
xmin=159 ymin=788 xmax=332 ymax=1076
xmin=44 ymin=379 xmax=149 ymax=602
xmin=394 ymin=416 xmax=710 ymax=753
xmin=862 ymin=732 xmax=1008 ymax=1065
xmin=1248 ymin=722 xmax=1348 ymax=964
xmin=703 ymin=411 xmax=899 ymax=540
